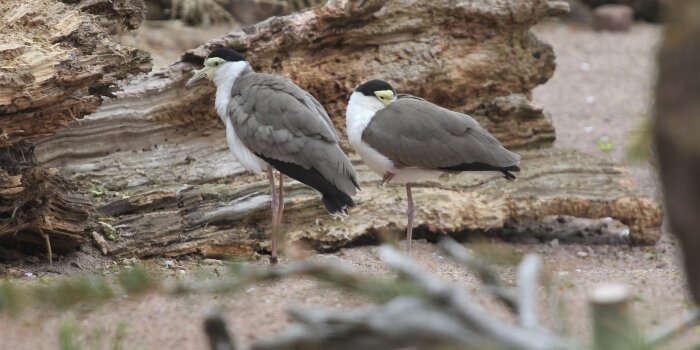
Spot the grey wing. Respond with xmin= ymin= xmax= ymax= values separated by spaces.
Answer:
xmin=300 ymin=89 xmax=338 ymax=140
xmin=229 ymin=75 xmax=358 ymax=196
xmin=362 ymin=99 xmax=520 ymax=170
xmin=396 ymin=93 xmax=428 ymax=102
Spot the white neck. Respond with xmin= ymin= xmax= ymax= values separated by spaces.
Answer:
xmin=345 ymin=91 xmax=386 ymax=147
xmin=213 ymin=61 xmax=250 ymax=119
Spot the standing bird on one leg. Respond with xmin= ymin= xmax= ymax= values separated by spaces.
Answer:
xmin=187 ymin=48 xmax=359 ymax=264
xmin=345 ymin=80 xmax=520 ymax=251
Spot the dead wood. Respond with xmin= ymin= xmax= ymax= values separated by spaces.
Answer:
xmin=36 ymin=146 xmax=661 ymax=258
xmin=0 ymin=0 xmax=152 ymax=259
xmin=0 ymin=0 xmax=151 ymax=148
xmin=27 ymin=0 xmax=663 ymax=258
xmin=0 ymin=142 xmax=93 ymax=259
xmin=38 ymin=0 xmax=566 ymax=160
xmin=233 ymin=243 xmax=576 ymax=350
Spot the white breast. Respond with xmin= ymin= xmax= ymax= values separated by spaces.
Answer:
xmin=345 ymin=92 xmax=442 ymax=184
xmin=214 ymin=62 xmax=268 ymax=175
xmin=346 ymin=92 xmax=395 ymax=176
xmin=223 ymin=118 xmax=267 ymax=175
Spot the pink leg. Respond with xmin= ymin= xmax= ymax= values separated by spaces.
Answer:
xmin=267 ymin=168 xmax=279 ymax=264
xmin=276 ymin=173 xmax=285 ymax=227
xmin=406 ymin=183 xmax=415 ymax=252
xmin=270 ymin=173 xmax=285 ymax=264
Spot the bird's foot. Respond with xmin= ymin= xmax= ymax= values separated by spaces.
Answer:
xmin=380 ymin=172 xmax=395 ymax=187
xmin=269 ymin=256 xmax=279 ymax=265
xmin=330 ymin=212 xmax=347 ymax=221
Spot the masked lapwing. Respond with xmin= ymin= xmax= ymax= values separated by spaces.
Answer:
xmin=345 ymin=79 xmax=520 ymax=251
xmin=187 ymin=48 xmax=359 ymax=263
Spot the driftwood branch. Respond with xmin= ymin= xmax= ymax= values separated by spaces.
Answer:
xmin=644 ymin=308 xmax=700 ymax=347
xmin=252 ymin=297 xmax=488 ymax=350
xmin=378 ymin=246 xmax=574 ymax=350
xmin=175 ymin=241 xmax=575 ymax=350
xmin=438 ymin=237 xmax=518 ymax=309
xmin=589 ymin=284 xmax=639 ymax=349
xmin=517 ymin=254 xmax=543 ymax=330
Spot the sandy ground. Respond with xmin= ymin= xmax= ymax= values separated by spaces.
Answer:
xmin=2 ymin=22 xmax=697 ymax=349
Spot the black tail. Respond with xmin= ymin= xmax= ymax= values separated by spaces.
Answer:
xmin=439 ymin=162 xmax=520 ymax=181
xmin=320 ymin=190 xmax=355 ymax=215
xmin=257 ymin=155 xmax=355 ymax=215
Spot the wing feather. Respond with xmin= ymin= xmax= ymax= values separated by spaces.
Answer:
xmin=229 ymin=73 xmax=358 ymax=196
xmin=362 ymin=98 xmax=520 ymax=170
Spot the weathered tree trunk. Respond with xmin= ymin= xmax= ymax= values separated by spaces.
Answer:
xmin=0 ymin=0 xmax=151 ymax=147
xmin=0 ymin=142 xmax=93 ymax=259
xmin=654 ymin=0 xmax=700 ymax=304
xmin=0 ymin=0 xmax=151 ymax=258
xmin=31 ymin=0 xmax=662 ymax=258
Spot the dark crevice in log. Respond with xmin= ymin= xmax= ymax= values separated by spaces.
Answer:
xmin=0 ymin=142 xmax=94 ymax=261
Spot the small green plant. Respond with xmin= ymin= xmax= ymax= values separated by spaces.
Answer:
xmin=60 ymin=316 xmax=82 ymax=350
xmin=0 ymin=280 xmax=23 ymax=315
xmin=59 ymin=314 xmax=130 ymax=350
xmin=596 ymin=136 xmax=615 ymax=153
xmin=98 ymin=221 xmax=118 ymax=241
xmin=111 ymin=322 xmax=129 ymax=350
xmin=88 ymin=186 xmax=108 ymax=198
xmin=118 ymin=265 xmax=157 ymax=295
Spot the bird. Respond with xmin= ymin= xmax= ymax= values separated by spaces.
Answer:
xmin=187 ymin=48 xmax=359 ymax=264
xmin=345 ymin=79 xmax=520 ymax=251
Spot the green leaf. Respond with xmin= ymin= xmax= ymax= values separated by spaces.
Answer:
xmin=596 ymin=136 xmax=614 ymax=153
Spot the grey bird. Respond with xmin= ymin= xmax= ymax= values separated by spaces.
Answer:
xmin=187 ymin=48 xmax=359 ymax=263
xmin=346 ymin=80 xmax=520 ymax=251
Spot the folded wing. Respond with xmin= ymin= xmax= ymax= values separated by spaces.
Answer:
xmin=230 ymin=73 xmax=359 ymax=213
xmin=362 ymin=97 xmax=520 ymax=175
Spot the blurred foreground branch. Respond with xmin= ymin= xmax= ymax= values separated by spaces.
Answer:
xmin=3 ymin=239 xmax=697 ymax=349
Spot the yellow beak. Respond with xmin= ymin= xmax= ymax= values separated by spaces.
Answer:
xmin=374 ymin=90 xmax=394 ymax=106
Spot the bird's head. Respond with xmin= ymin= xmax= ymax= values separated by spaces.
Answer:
xmin=186 ymin=48 xmax=248 ymax=87
xmin=355 ymin=79 xmax=397 ymax=107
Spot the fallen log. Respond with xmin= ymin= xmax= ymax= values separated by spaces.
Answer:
xmin=36 ymin=143 xmax=662 ymax=258
xmin=31 ymin=0 xmax=662 ymax=258
xmin=0 ymin=0 xmax=151 ymax=258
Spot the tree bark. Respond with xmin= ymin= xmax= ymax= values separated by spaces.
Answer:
xmin=29 ymin=0 xmax=663 ymax=258
xmin=0 ymin=142 xmax=93 ymax=259
xmin=38 ymin=146 xmax=661 ymax=258
xmin=0 ymin=0 xmax=150 ymax=258
xmin=0 ymin=0 xmax=151 ymax=147
xmin=654 ymin=0 xmax=700 ymax=304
